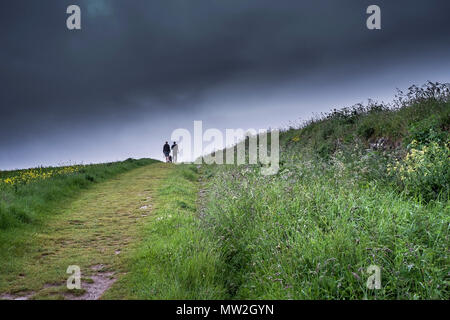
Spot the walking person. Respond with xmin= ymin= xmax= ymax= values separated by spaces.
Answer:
xmin=163 ymin=141 xmax=171 ymax=163
xmin=171 ymin=141 xmax=178 ymax=163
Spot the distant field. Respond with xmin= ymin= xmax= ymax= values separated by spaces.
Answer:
xmin=0 ymin=166 xmax=80 ymax=185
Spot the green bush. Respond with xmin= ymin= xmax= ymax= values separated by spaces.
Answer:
xmin=407 ymin=117 xmax=447 ymax=145
xmin=388 ymin=140 xmax=449 ymax=201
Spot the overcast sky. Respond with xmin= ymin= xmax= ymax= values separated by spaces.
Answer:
xmin=1 ymin=0 xmax=449 ymax=169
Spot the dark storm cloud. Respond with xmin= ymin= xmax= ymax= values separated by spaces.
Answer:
xmin=1 ymin=0 xmax=450 ymax=167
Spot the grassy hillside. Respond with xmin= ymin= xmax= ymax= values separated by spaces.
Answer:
xmin=0 ymin=158 xmax=158 ymax=230
xmin=195 ymin=82 xmax=449 ymax=299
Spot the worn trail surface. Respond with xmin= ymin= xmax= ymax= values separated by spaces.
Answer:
xmin=0 ymin=163 xmax=171 ymax=300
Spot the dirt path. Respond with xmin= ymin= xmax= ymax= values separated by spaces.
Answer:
xmin=0 ymin=163 xmax=171 ymax=300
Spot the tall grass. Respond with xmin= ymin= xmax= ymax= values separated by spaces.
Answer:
xmin=196 ymin=82 xmax=449 ymax=299
xmin=200 ymin=158 xmax=448 ymax=299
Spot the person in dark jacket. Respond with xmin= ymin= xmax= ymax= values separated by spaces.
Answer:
xmin=163 ymin=141 xmax=171 ymax=162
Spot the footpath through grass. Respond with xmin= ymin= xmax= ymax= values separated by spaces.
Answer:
xmin=104 ymin=164 xmax=226 ymax=299
xmin=0 ymin=162 xmax=171 ymax=299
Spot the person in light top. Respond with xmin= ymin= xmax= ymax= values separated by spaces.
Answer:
xmin=171 ymin=142 xmax=178 ymax=163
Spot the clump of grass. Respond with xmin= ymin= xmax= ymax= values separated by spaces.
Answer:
xmin=0 ymin=158 xmax=158 ymax=230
